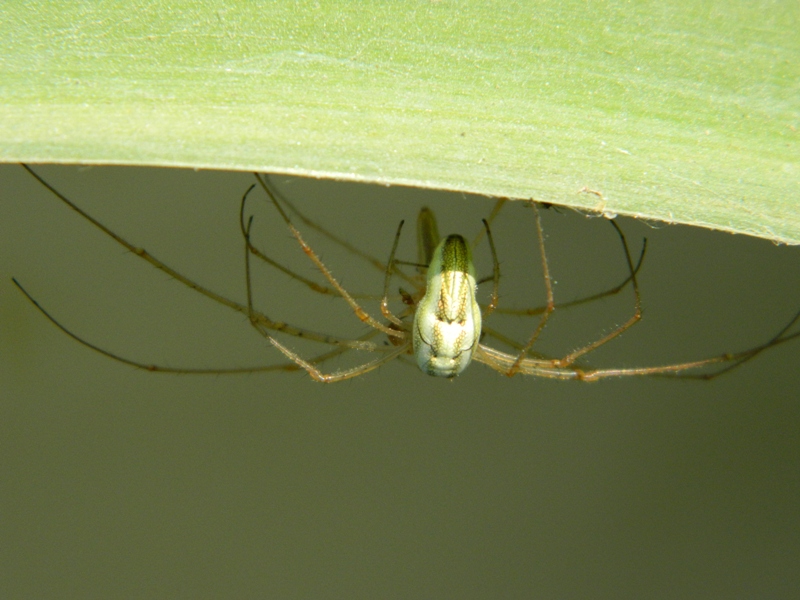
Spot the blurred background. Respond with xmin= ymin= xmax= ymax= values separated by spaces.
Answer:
xmin=1 ymin=165 xmax=798 ymax=598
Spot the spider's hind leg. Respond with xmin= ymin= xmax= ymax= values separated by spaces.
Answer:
xmin=241 ymin=194 xmax=411 ymax=382
xmin=506 ymin=202 xmax=557 ymax=376
xmin=550 ymin=218 xmax=644 ymax=369
xmin=252 ymin=174 xmax=402 ymax=341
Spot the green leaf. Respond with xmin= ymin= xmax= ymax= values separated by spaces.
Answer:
xmin=2 ymin=1 xmax=798 ymax=243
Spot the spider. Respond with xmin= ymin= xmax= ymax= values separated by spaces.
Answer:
xmin=12 ymin=164 xmax=800 ymax=383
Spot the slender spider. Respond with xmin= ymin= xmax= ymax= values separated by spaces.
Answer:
xmin=12 ymin=165 xmax=800 ymax=382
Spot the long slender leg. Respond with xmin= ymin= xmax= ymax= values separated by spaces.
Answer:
xmin=11 ymin=278 xmax=301 ymax=374
xmin=471 ymin=197 xmax=507 ymax=248
xmin=479 ymin=325 xmax=555 ymax=359
xmin=381 ymin=220 xmax=407 ymax=327
xmin=261 ymin=174 xmax=418 ymax=288
xmin=19 ymin=165 xmax=376 ymax=352
xmin=648 ymin=307 xmax=800 ymax=381
xmin=552 ymin=219 xmax=642 ymax=367
xmin=480 ymin=219 xmax=501 ymax=320
xmin=253 ymin=173 xmax=402 ymax=340
xmin=239 ymin=183 xmax=385 ymax=300
xmin=242 ymin=211 xmax=409 ymax=382
xmin=490 ymin=239 xmax=647 ymax=316
xmin=507 ymin=202 xmax=555 ymax=376
xmin=578 ymin=308 xmax=800 ymax=380
xmin=474 ymin=307 xmax=800 ymax=379
xmin=267 ymin=336 xmax=410 ymax=383
xmin=14 ymin=276 xmax=393 ymax=376
xmin=472 ymin=205 xmax=799 ymax=381
xmin=474 ymin=344 xmax=579 ymax=380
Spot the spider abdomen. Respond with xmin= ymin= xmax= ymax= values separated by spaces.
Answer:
xmin=413 ymin=235 xmax=482 ymax=378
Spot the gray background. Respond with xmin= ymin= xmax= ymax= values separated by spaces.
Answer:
xmin=1 ymin=165 xmax=799 ymax=598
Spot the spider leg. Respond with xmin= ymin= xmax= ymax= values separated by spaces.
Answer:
xmin=239 ymin=183 xmax=386 ymax=301
xmin=550 ymin=217 xmax=644 ymax=368
xmin=267 ymin=336 xmax=410 ymax=383
xmin=479 ymin=325 xmax=553 ymax=360
xmin=241 ymin=210 xmax=411 ymax=382
xmin=14 ymin=275 xmax=391 ymax=376
xmin=381 ymin=219 xmax=407 ymax=327
xmin=253 ymin=173 xmax=403 ymax=340
xmin=471 ymin=197 xmax=507 ymax=248
xmin=480 ymin=219 xmax=501 ymax=319
xmin=259 ymin=174 xmax=418 ymax=287
xmin=574 ymin=309 xmax=800 ymax=380
xmin=475 ymin=307 xmax=800 ymax=380
xmin=634 ymin=306 xmax=800 ymax=381
xmin=302 ymin=328 xmax=385 ymax=367
xmin=11 ymin=278 xmax=301 ymax=374
xmin=473 ymin=344 xmax=578 ymax=380
xmin=489 ymin=238 xmax=647 ymax=316
xmin=19 ymin=165 xmax=376 ymax=352
xmin=507 ymin=202 xmax=556 ymax=376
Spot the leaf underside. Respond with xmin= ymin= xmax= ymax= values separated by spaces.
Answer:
xmin=1 ymin=1 xmax=798 ymax=243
